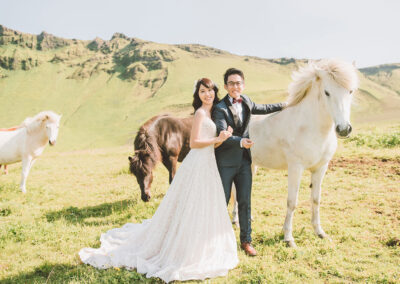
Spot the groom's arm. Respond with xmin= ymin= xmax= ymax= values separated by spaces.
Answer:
xmin=249 ymin=98 xmax=287 ymax=115
xmin=213 ymin=107 xmax=241 ymax=148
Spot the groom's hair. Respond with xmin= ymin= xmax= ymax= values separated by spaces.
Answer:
xmin=224 ymin=68 xmax=244 ymax=85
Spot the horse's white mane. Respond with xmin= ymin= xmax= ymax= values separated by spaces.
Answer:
xmin=287 ymin=59 xmax=359 ymax=107
xmin=19 ymin=111 xmax=60 ymax=133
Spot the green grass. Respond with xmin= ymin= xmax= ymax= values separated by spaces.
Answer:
xmin=0 ymin=123 xmax=399 ymax=283
xmin=345 ymin=124 xmax=400 ymax=148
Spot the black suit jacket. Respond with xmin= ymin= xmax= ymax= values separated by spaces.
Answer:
xmin=213 ymin=94 xmax=284 ymax=167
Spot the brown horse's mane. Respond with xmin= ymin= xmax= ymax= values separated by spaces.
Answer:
xmin=130 ymin=115 xmax=167 ymax=175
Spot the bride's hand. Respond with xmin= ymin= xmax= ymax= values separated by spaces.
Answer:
xmin=217 ymin=130 xmax=232 ymax=142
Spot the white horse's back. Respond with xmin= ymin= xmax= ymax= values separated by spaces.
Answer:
xmin=0 ymin=129 xmax=25 ymax=164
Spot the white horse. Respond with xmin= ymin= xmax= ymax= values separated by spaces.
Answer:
xmin=0 ymin=111 xmax=61 ymax=193
xmin=232 ymin=59 xmax=358 ymax=247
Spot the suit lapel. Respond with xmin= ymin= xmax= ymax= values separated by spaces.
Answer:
xmin=224 ymin=95 xmax=240 ymax=128
xmin=241 ymin=96 xmax=251 ymax=131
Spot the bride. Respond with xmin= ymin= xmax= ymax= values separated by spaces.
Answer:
xmin=79 ymin=78 xmax=239 ymax=282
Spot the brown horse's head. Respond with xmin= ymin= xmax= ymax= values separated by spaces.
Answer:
xmin=128 ymin=151 xmax=154 ymax=202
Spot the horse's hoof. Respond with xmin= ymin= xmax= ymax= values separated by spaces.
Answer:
xmin=141 ymin=195 xmax=151 ymax=202
xmin=285 ymin=240 xmax=297 ymax=248
xmin=323 ymin=234 xmax=333 ymax=242
xmin=317 ymin=232 xmax=331 ymax=240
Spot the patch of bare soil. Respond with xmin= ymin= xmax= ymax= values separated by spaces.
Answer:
xmin=329 ymin=156 xmax=400 ymax=177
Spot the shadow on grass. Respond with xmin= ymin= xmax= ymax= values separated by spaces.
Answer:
xmin=45 ymin=199 xmax=137 ymax=225
xmin=0 ymin=262 xmax=162 ymax=284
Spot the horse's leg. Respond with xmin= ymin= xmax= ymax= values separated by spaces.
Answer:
xmin=20 ymin=156 xmax=34 ymax=193
xmin=162 ymin=155 xmax=178 ymax=184
xmin=283 ymin=164 xmax=303 ymax=247
xmin=4 ymin=165 xmax=8 ymax=175
xmin=251 ymin=164 xmax=258 ymax=221
xmin=231 ymin=183 xmax=239 ymax=226
xmin=311 ymin=163 xmax=330 ymax=239
xmin=169 ymin=156 xmax=178 ymax=183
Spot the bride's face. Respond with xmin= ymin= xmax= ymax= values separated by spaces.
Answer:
xmin=199 ymin=84 xmax=215 ymax=106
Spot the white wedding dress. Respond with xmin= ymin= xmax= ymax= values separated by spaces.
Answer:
xmin=79 ymin=117 xmax=238 ymax=283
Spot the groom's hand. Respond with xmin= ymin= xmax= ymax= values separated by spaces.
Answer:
xmin=242 ymin=138 xmax=254 ymax=149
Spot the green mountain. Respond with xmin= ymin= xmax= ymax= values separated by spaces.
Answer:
xmin=0 ymin=25 xmax=399 ymax=150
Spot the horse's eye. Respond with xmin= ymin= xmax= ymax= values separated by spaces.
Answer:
xmin=349 ymin=90 xmax=353 ymax=94
xmin=324 ymin=90 xmax=330 ymax=97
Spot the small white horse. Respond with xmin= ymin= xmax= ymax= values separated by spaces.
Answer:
xmin=0 ymin=111 xmax=61 ymax=193
xmin=232 ymin=59 xmax=358 ymax=247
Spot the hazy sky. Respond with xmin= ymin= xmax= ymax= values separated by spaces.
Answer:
xmin=1 ymin=0 xmax=399 ymax=67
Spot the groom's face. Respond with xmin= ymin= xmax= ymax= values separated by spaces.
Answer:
xmin=224 ymin=74 xmax=244 ymax=99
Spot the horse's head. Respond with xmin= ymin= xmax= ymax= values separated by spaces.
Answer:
xmin=43 ymin=113 xmax=62 ymax=146
xmin=128 ymin=150 xmax=154 ymax=202
xmin=315 ymin=60 xmax=359 ymax=138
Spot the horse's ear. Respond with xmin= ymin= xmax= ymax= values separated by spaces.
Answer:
xmin=314 ymin=67 xmax=324 ymax=81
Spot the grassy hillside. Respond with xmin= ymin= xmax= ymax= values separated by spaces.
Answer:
xmin=360 ymin=63 xmax=400 ymax=95
xmin=0 ymin=25 xmax=399 ymax=151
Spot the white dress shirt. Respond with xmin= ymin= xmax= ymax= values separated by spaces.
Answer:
xmin=229 ymin=96 xmax=243 ymax=123
xmin=229 ymin=96 xmax=244 ymax=148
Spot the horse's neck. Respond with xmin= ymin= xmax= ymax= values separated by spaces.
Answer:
xmin=296 ymin=86 xmax=334 ymax=135
xmin=27 ymin=127 xmax=48 ymax=148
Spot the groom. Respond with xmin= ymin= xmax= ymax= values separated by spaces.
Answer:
xmin=213 ymin=68 xmax=286 ymax=256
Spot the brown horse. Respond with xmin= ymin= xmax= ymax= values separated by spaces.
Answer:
xmin=128 ymin=114 xmax=193 ymax=202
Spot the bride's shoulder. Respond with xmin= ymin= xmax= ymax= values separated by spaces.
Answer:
xmin=194 ymin=108 xmax=207 ymax=119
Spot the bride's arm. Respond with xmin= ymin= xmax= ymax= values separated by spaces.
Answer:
xmin=215 ymin=126 xmax=233 ymax=148
xmin=190 ymin=110 xmax=230 ymax=149
xmin=214 ymin=141 xmax=222 ymax=148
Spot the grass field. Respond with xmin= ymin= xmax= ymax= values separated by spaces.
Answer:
xmin=0 ymin=122 xmax=399 ymax=283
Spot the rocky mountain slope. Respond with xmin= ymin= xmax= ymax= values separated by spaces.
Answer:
xmin=0 ymin=25 xmax=398 ymax=149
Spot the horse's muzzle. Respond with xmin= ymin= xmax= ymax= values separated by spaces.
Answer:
xmin=141 ymin=192 xmax=151 ymax=202
xmin=335 ymin=124 xmax=352 ymax=138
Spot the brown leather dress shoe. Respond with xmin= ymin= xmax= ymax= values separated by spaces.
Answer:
xmin=241 ymin=242 xmax=257 ymax=256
